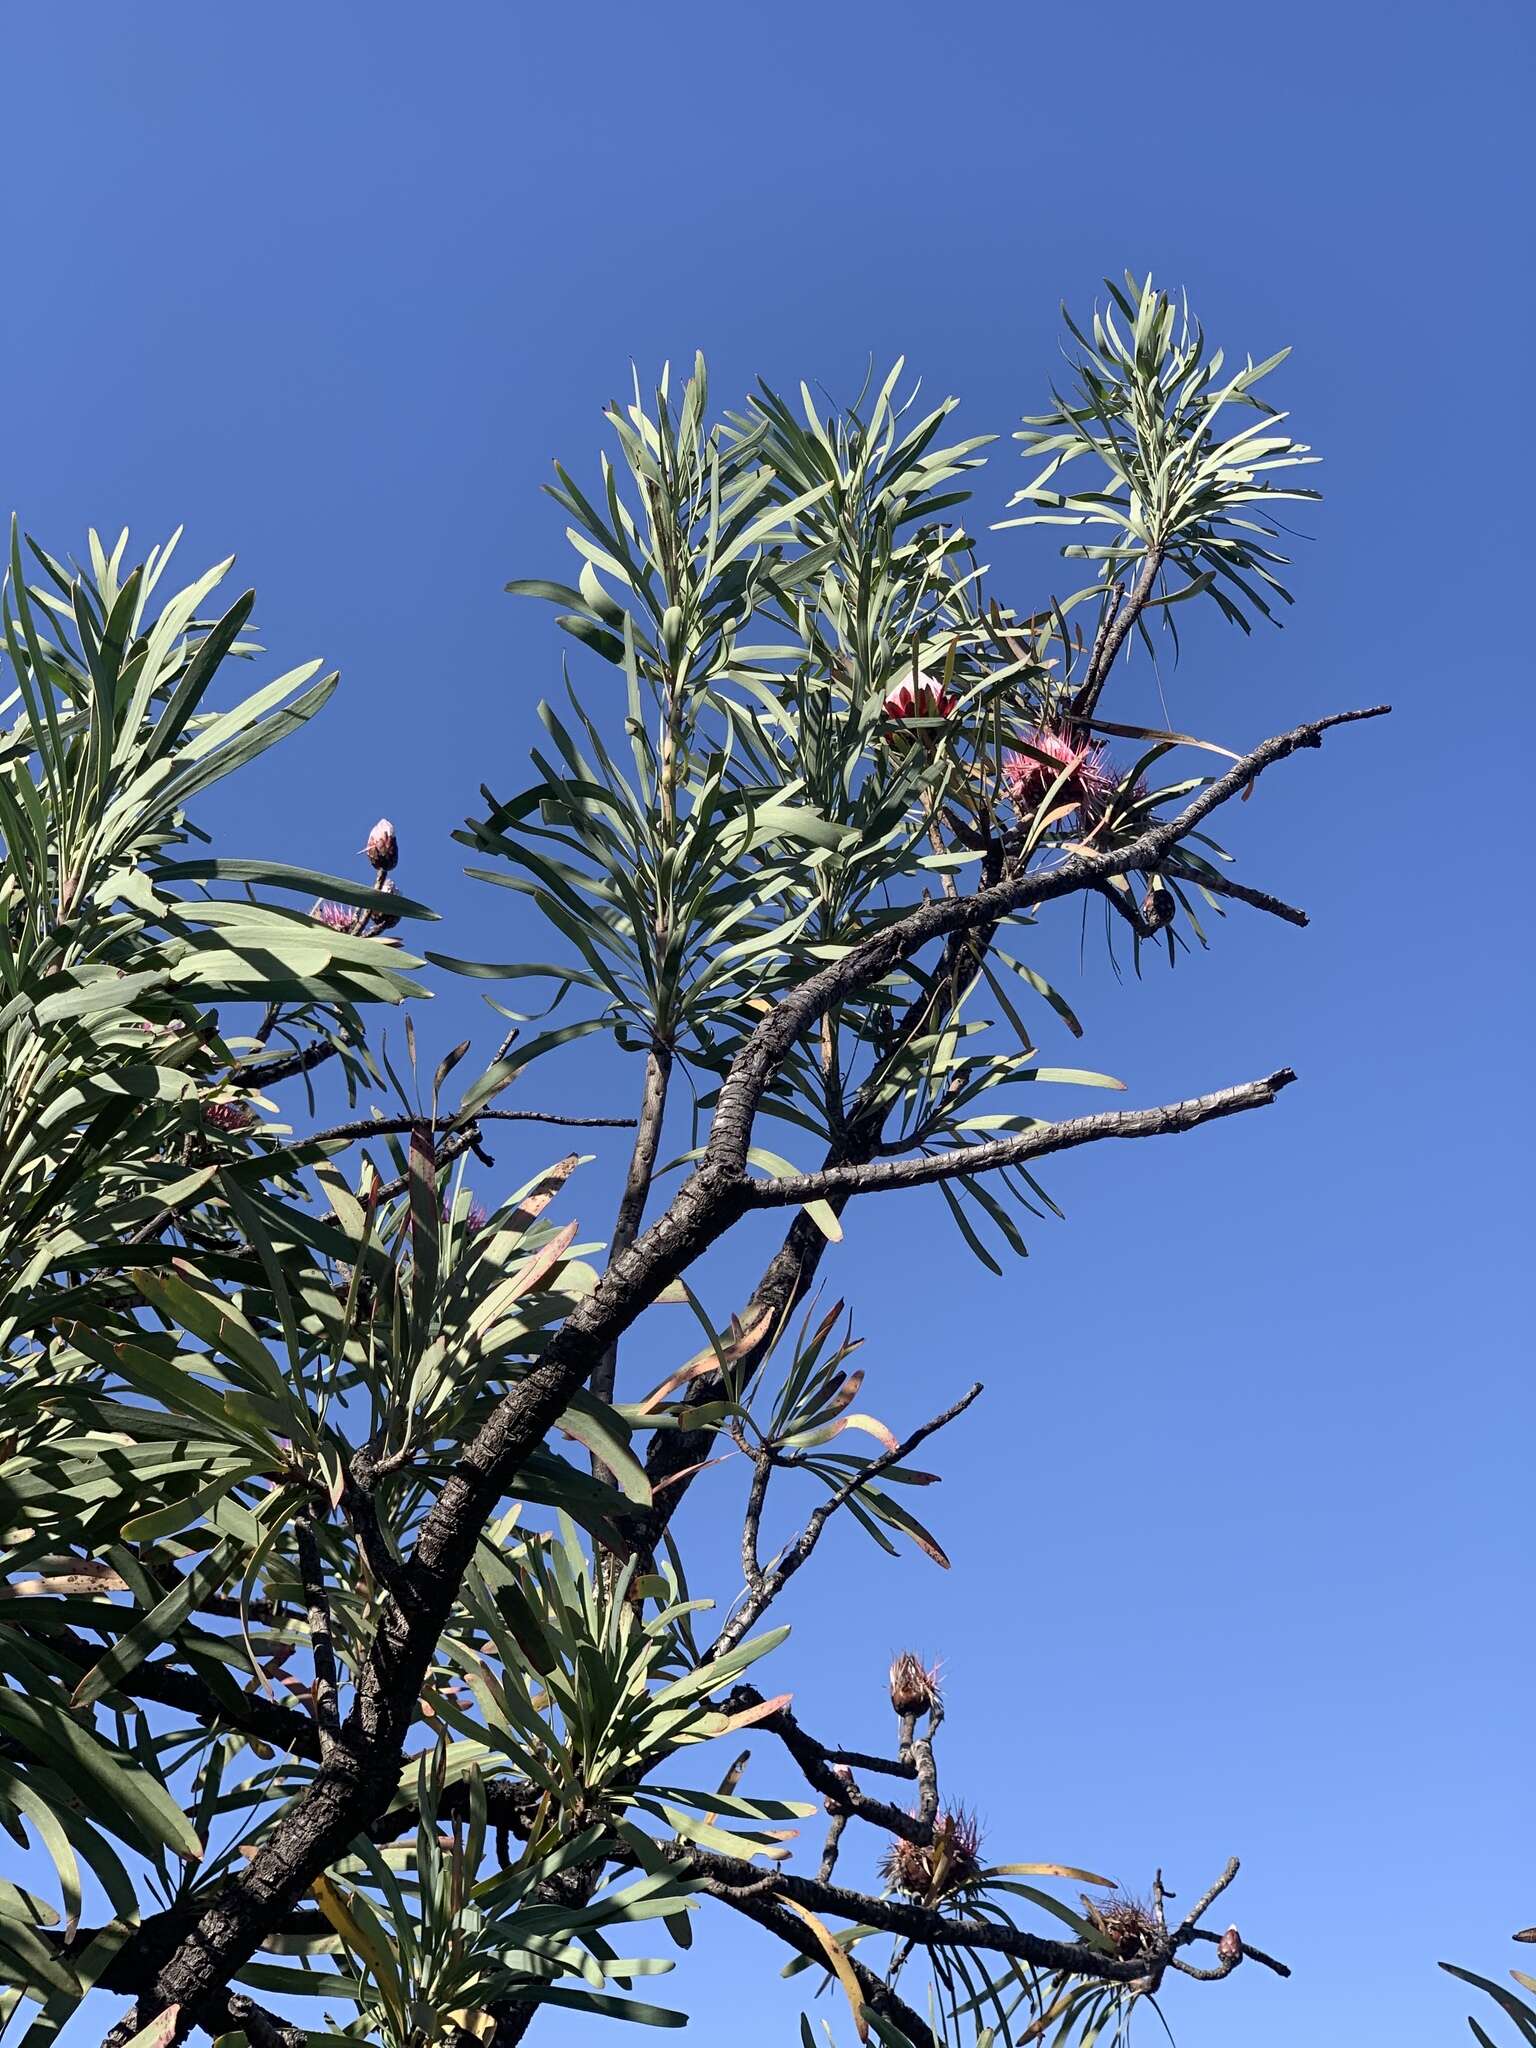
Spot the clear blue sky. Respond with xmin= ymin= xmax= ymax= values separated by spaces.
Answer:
xmin=5 ymin=4 xmax=1531 ymax=2044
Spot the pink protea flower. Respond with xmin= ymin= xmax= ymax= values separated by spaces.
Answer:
xmin=364 ymin=818 xmax=399 ymax=872
xmin=443 ymin=1196 xmax=489 ymax=1236
xmin=1002 ymin=723 xmax=1116 ymax=821
xmin=881 ymin=670 xmax=957 ymax=724
xmin=202 ymin=1100 xmax=256 ymax=1134
xmin=311 ymin=899 xmax=361 ymax=933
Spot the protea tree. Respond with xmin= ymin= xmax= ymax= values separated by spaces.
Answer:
xmin=0 ymin=277 xmax=1383 ymax=2048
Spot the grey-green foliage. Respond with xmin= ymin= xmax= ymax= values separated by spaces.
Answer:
xmin=0 ymin=275 xmax=1330 ymax=2048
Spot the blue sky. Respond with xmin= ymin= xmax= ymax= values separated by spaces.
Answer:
xmin=4 ymin=2 xmax=1532 ymax=2043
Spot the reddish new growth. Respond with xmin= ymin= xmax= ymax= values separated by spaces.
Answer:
xmin=1002 ymin=722 xmax=1116 ymax=822
xmin=888 ymin=1651 xmax=943 ymax=1719
xmin=880 ymin=1808 xmax=983 ymax=1900
xmin=202 ymin=1100 xmax=256 ymax=1134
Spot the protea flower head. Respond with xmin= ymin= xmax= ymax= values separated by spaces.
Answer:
xmin=1218 ymin=1925 xmax=1243 ymax=1966
xmin=1001 ymin=723 xmax=1116 ymax=821
xmin=879 ymin=1807 xmax=983 ymax=1899
xmin=203 ymin=1099 xmax=256 ymax=1134
xmin=311 ymin=899 xmax=360 ymax=933
xmin=364 ymin=817 xmax=399 ymax=872
xmin=888 ymin=1651 xmax=942 ymax=1719
xmin=881 ymin=670 xmax=957 ymax=724
xmin=443 ymin=1195 xmax=489 ymax=1236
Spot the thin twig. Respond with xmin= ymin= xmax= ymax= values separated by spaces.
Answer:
xmin=304 ymin=1107 xmax=638 ymax=1147
xmin=294 ymin=1514 xmax=340 ymax=1754
xmin=711 ymin=1383 xmax=984 ymax=1657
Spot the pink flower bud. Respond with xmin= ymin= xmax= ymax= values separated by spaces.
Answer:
xmin=882 ymin=671 xmax=956 ymax=723
xmin=1218 ymin=1926 xmax=1242 ymax=1965
xmin=364 ymin=818 xmax=399 ymax=872
xmin=311 ymin=899 xmax=360 ymax=932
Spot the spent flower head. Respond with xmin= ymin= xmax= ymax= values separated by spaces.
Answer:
xmin=888 ymin=1651 xmax=943 ymax=1719
xmin=880 ymin=1808 xmax=983 ymax=1900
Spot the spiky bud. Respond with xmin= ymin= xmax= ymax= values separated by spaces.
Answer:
xmin=1218 ymin=1925 xmax=1242 ymax=1966
xmin=364 ymin=818 xmax=399 ymax=872
xmin=888 ymin=1651 xmax=941 ymax=1719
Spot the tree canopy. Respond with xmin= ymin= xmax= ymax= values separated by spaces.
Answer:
xmin=0 ymin=277 xmax=1391 ymax=2048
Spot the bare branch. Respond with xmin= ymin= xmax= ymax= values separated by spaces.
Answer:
xmin=706 ymin=704 xmax=1387 ymax=1175
xmin=1073 ymin=544 xmax=1167 ymax=719
xmin=741 ymin=1073 xmax=1296 ymax=1209
xmin=304 ymin=1107 xmax=638 ymax=1146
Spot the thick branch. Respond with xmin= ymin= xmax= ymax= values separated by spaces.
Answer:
xmin=700 ymin=1877 xmax=938 ymax=2044
xmin=741 ymin=1073 xmax=1296 ymax=1208
xmin=705 ymin=705 xmax=1386 ymax=1175
xmin=667 ymin=1845 xmax=1156 ymax=1983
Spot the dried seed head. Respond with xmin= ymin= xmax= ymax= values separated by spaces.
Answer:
xmin=364 ymin=818 xmax=399 ymax=872
xmin=1218 ymin=1925 xmax=1242 ymax=1965
xmin=879 ymin=1808 xmax=983 ymax=1900
xmin=888 ymin=1651 xmax=942 ymax=1719
xmin=879 ymin=1835 xmax=931 ymax=1897
xmin=1083 ymin=1892 xmax=1158 ymax=1956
